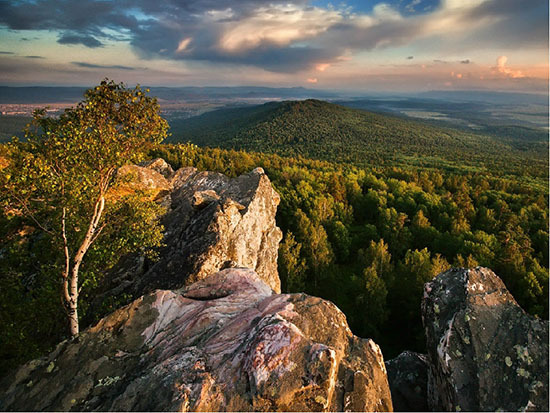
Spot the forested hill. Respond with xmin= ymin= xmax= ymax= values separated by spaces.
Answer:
xmin=169 ymin=99 xmax=547 ymax=176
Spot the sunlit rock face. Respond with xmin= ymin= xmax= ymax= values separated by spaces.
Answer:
xmin=422 ymin=267 xmax=549 ymax=412
xmin=92 ymin=160 xmax=283 ymax=318
xmin=0 ymin=268 xmax=392 ymax=412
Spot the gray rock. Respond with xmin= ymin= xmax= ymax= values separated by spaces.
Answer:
xmin=386 ymin=351 xmax=429 ymax=411
xmin=117 ymin=163 xmax=172 ymax=194
xmin=422 ymin=267 xmax=549 ymax=412
xmin=192 ymin=189 xmax=221 ymax=208
xmin=0 ymin=268 xmax=393 ymax=412
xmin=91 ymin=162 xmax=283 ymax=318
xmin=138 ymin=157 xmax=175 ymax=179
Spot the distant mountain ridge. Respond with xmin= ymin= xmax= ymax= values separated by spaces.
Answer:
xmin=169 ymin=99 xmax=545 ymax=173
xmin=0 ymin=86 xmax=337 ymax=104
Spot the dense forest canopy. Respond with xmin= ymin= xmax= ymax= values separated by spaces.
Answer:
xmin=169 ymin=99 xmax=548 ymax=179
xmin=0 ymin=96 xmax=548 ymax=376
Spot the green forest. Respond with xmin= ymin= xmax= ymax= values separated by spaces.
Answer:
xmin=169 ymin=99 xmax=548 ymax=178
xmin=0 ymin=92 xmax=548 ymax=377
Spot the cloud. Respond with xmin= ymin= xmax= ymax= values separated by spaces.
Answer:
xmin=0 ymin=0 xmax=547 ymax=74
xmin=24 ymin=55 xmax=44 ymax=59
xmin=461 ymin=0 xmax=548 ymax=48
xmin=407 ymin=56 xmax=414 ymax=60
xmin=216 ymin=5 xmax=341 ymax=52
xmin=494 ymin=55 xmax=524 ymax=78
xmin=406 ymin=0 xmax=422 ymax=13
xmin=0 ymin=51 xmax=14 ymax=54
xmin=58 ymin=32 xmax=103 ymax=48
xmin=72 ymin=62 xmax=137 ymax=70
xmin=460 ymin=59 xmax=471 ymax=64
xmin=315 ymin=63 xmax=330 ymax=72
xmin=176 ymin=38 xmax=192 ymax=53
xmin=307 ymin=77 xmax=318 ymax=83
xmin=128 ymin=2 xmax=343 ymax=72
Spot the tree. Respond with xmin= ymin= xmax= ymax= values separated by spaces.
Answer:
xmin=278 ymin=231 xmax=307 ymax=291
xmin=355 ymin=239 xmax=393 ymax=336
xmin=294 ymin=209 xmax=333 ymax=289
xmin=1 ymin=80 xmax=168 ymax=337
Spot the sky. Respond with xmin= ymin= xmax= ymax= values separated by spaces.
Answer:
xmin=0 ymin=0 xmax=548 ymax=93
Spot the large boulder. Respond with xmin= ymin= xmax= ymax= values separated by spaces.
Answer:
xmin=0 ymin=268 xmax=393 ymax=412
xmin=422 ymin=267 xmax=549 ymax=411
xmin=385 ymin=351 xmax=429 ymax=412
xmin=92 ymin=161 xmax=283 ymax=318
xmin=115 ymin=163 xmax=172 ymax=202
xmin=139 ymin=158 xmax=175 ymax=179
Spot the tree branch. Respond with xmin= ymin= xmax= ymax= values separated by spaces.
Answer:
xmin=8 ymin=188 xmax=55 ymax=236
xmin=89 ymin=222 xmax=107 ymax=246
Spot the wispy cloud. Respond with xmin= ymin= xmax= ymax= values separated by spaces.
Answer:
xmin=72 ymin=62 xmax=137 ymax=70
xmin=58 ymin=33 xmax=103 ymax=48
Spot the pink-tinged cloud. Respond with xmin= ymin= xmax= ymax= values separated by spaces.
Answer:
xmin=176 ymin=38 xmax=192 ymax=53
xmin=218 ymin=5 xmax=342 ymax=52
xmin=495 ymin=55 xmax=525 ymax=78
xmin=307 ymin=77 xmax=318 ymax=83
xmin=316 ymin=63 xmax=331 ymax=72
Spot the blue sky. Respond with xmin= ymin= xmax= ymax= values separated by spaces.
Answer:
xmin=0 ymin=0 xmax=547 ymax=92
xmin=311 ymin=0 xmax=441 ymax=14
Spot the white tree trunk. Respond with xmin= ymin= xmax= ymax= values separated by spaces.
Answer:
xmin=62 ymin=196 xmax=105 ymax=337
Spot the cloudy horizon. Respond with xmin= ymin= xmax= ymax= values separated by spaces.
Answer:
xmin=0 ymin=0 xmax=548 ymax=93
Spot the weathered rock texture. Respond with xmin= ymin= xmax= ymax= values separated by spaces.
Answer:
xmin=139 ymin=157 xmax=175 ymax=179
xmin=0 ymin=268 xmax=393 ymax=412
xmin=385 ymin=351 xmax=429 ymax=412
xmin=422 ymin=267 xmax=549 ymax=412
xmin=98 ymin=160 xmax=283 ymax=307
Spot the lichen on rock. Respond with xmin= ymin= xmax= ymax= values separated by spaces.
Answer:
xmin=422 ymin=267 xmax=549 ymax=412
xmin=0 ymin=268 xmax=393 ymax=412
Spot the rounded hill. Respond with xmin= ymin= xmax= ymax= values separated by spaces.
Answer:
xmin=169 ymin=99 xmax=544 ymax=173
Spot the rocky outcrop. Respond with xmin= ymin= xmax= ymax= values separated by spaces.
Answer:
xmin=0 ymin=268 xmax=393 ymax=412
xmin=94 ymin=160 xmax=283 ymax=314
xmin=139 ymin=158 xmax=175 ymax=179
xmin=422 ymin=267 xmax=549 ymax=412
xmin=385 ymin=351 xmax=429 ymax=412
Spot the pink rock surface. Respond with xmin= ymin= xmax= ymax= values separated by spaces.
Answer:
xmin=1 ymin=268 xmax=392 ymax=412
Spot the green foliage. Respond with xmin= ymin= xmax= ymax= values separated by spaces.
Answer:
xmin=278 ymin=232 xmax=307 ymax=292
xmin=170 ymin=99 xmax=547 ymax=178
xmin=354 ymin=240 xmax=393 ymax=336
xmin=0 ymin=80 xmax=167 ymax=372
xmin=151 ymin=143 xmax=548 ymax=357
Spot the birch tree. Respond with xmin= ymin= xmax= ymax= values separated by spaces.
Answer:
xmin=1 ymin=79 xmax=168 ymax=336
